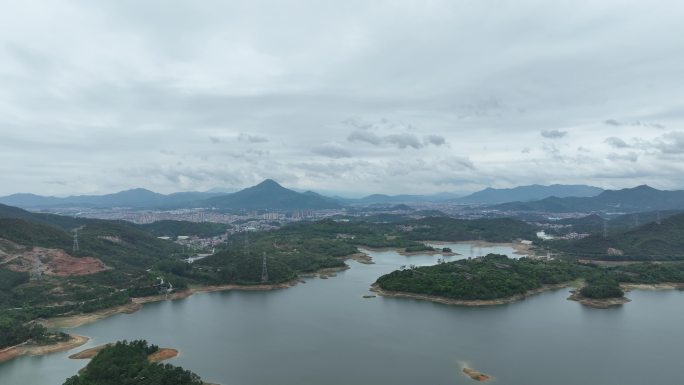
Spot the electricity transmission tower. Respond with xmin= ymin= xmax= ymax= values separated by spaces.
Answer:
xmin=72 ymin=228 xmax=80 ymax=253
xmin=261 ymin=252 xmax=268 ymax=283
xmin=603 ymin=219 xmax=608 ymax=238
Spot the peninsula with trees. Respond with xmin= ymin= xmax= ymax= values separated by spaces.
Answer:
xmin=374 ymin=254 xmax=684 ymax=307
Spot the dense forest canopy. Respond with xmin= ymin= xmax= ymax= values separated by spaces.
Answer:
xmin=551 ymin=213 xmax=684 ymax=260
xmin=63 ymin=340 xmax=204 ymax=385
xmin=376 ymin=254 xmax=684 ymax=301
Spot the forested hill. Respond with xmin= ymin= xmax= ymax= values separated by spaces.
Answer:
xmin=375 ymin=254 xmax=684 ymax=302
xmin=403 ymin=217 xmax=536 ymax=242
xmin=139 ymin=220 xmax=230 ymax=238
xmin=554 ymin=213 xmax=684 ymax=260
xmin=553 ymin=210 xmax=683 ymax=235
xmin=0 ymin=205 xmax=182 ymax=268
xmin=376 ymin=254 xmax=583 ymax=301
xmin=494 ymin=185 xmax=684 ymax=213
xmin=0 ymin=203 xmax=85 ymax=230
xmin=203 ymin=179 xmax=341 ymax=210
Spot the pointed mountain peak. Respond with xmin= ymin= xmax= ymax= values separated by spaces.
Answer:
xmin=632 ymin=184 xmax=657 ymax=191
xmin=255 ymin=179 xmax=283 ymax=188
xmin=248 ymin=179 xmax=288 ymax=193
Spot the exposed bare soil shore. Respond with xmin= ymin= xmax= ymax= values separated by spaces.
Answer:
xmin=357 ymin=246 xmax=458 ymax=257
xmin=70 ymin=344 xmax=178 ymax=362
xmin=40 ymin=280 xmax=300 ymax=329
xmin=0 ymin=334 xmax=88 ymax=363
xmin=370 ymin=282 xmax=571 ymax=306
xmin=148 ymin=348 xmax=179 ymax=362
xmin=462 ymin=367 xmax=491 ymax=382
xmin=567 ymin=290 xmax=631 ymax=308
xmin=40 ymin=302 xmax=143 ymax=329
xmin=346 ymin=252 xmax=374 ymax=264
xmin=622 ymin=283 xmax=684 ymax=291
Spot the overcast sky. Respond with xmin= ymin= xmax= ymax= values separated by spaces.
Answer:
xmin=2 ymin=0 xmax=684 ymax=197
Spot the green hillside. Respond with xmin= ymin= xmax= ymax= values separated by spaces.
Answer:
xmin=203 ymin=179 xmax=341 ymax=210
xmin=554 ymin=213 xmax=684 ymax=260
xmin=140 ymin=220 xmax=230 ymax=238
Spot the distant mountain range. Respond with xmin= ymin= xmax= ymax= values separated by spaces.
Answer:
xmin=339 ymin=192 xmax=463 ymax=205
xmin=456 ymin=184 xmax=603 ymax=204
xmin=4 ymin=182 xmax=681 ymax=213
xmin=0 ymin=189 xmax=224 ymax=209
xmin=496 ymin=185 xmax=684 ymax=213
xmin=0 ymin=180 xmax=341 ymax=211
xmin=336 ymin=185 xmax=603 ymax=205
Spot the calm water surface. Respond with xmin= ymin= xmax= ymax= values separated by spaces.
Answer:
xmin=1 ymin=243 xmax=683 ymax=385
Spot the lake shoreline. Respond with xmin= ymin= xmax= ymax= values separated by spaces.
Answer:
xmin=357 ymin=245 xmax=457 ymax=257
xmin=370 ymin=282 xmax=572 ymax=306
xmin=40 ymin=254 xmax=364 ymax=329
xmin=68 ymin=343 xmax=179 ymax=363
xmin=0 ymin=334 xmax=88 ymax=364
xmin=426 ymin=240 xmax=533 ymax=256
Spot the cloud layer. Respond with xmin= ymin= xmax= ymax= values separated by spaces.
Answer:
xmin=1 ymin=0 xmax=684 ymax=196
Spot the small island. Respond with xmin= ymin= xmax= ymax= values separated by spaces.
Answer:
xmin=567 ymin=273 xmax=631 ymax=308
xmin=374 ymin=254 xmax=684 ymax=307
xmin=62 ymin=340 xmax=201 ymax=385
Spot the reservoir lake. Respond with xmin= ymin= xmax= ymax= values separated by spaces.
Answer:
xmin=1 ymin=242 xmax=683 ymax=385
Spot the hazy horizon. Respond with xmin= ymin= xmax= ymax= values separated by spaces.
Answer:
xmin=2 ymin=0 xmax=684 ymax=196
xmin=0 ymin=179 xmax=666 ymax=201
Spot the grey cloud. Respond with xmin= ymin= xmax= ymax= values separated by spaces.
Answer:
xmin=444 ymin=156 xmax=475 ymax=171
xmin=604 ymin=119 xmax=665 ymax=129
xmin=540 ymin=129 xmax=567 ymax=139
xmin=347 ymin=130 xmax=382 ymax=146
xmin=384 ymin=133 xmax=423 ymax=149
xmin=423 ymin=134 xmax=446 ymax=146
xmin=295 ymin=160 xmax=371 ymax=179
xmin=605 ymin=137 xmax=630 ymax=149
xmin=622 ymin=131 xmax=684 ymax=156
xmin=2 ymin=1 xmax=684 ymax=195
xmin=607 ymin=152 xmax=639 ymax=162
xmin=653 ymin=131 xmax=684 ymax=154
xmin=348 ymin=130 xmax=446 ymax=149
xmin=311 ymin=143 xmax=352 ymax=159
xmin=238 ymin=133 xmax=269 ymax=143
